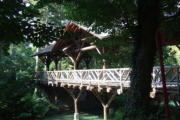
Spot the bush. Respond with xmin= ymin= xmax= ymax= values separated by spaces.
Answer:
xmin=112 ymin=95 xmax=180 ymax=120
xmin=0 ymin=44 xmax=53 ymax=120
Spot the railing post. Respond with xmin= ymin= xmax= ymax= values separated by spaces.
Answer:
xmin=119 ymin=70 xmax=122 ymax=89
xmin=98 ymin=71 xmax=100 ymax=88
xmin=67 ymin=71 xmax=69 ymax=85
xmin=88 ymin=71 xmax=91 ymax=86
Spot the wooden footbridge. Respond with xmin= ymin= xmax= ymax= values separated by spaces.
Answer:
xmin=36 ymin=66 xmax=180 ymax=120
xmin=33 ymin=22 xmax=180 ymax=120
xmin=36 ymin=66 xmax=180 ymax=93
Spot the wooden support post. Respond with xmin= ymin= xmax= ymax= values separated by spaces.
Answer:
xmin=64 ymin=88 xmax=82 ymax=120
xmin=46 ymin=63 xmax=50 ymax=71
xmin=74 ymin=50 xmax=83 ymax=70
xmin=53 ymin=87 xmax=58 ymax=104
xmin=102 ymin=47 xmax=106 ymax=69
xmin=103 ymin=59 xmax=106 ymax=69
xmin=55 ymin=95 xmax=58 ymax=104
xmin=103 ymin=105 xmax=108 ymax=120
xmin=74 ymin=60 xmax=77 ymax=70
xmin=58 ymin=61 xmax=61 ymax=70
xmin=45 ymin=55 xmax=51 ymax=71
xmin=68 ymin=56 xmax=78 ymax=70
xmin=92 ymin=90 xmax=117 ymax=120
xmin=74 ymin=98 xmax=78 ymax=113
xmin=55 ymin=60 xmax=58 ymax=71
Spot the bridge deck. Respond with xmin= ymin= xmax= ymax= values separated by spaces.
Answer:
xmin=36 ymin=66 xmax=180 ymax=93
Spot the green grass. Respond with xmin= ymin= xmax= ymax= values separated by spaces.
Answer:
xmin=44 ymin=112 xmax=104 ymax=120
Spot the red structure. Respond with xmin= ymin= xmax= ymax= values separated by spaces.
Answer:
xmin=156 ymin=30 xmax=180 ymax=120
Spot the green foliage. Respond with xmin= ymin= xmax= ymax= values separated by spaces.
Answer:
xmin=0 ymin=0 xmax=64 ymax=48
xmin=61 ymin=57 xmax=74 ymax=70
xmin=61 ymin=0 xmax=180 ymax=68
xmin=0 ymin=43 xmax=53 ymax=120
xmin=0 ymin=78 xmax=50 ymax=120
xmin=112 ymin=95 xmax=180 ymax=120
xmin=97 ymin=36 xmax=132 ymax=68
xmin=113 ymin=103 xmax=180 ymax=120
xmin=1 ymin=0 xmax=180 ymax=120
xmin=163 ymin=47 xmax=178 ymax=66
xmin=62 ymin=0 xmax=135 ymax=68
xmin=155 ymin=46 xmax=178 ymax=66
xmin=62 ymin=0 xmax=136 ymax=31
xmin=112 ymin=95 xmax=163 ymax=120
xmin=37 ymin=2 xmax=65 ymax=27
xmin=49 ymin=61 xmax=56 ymax=70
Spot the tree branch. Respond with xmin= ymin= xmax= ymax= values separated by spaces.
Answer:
xmin=163 ymin=10 xmax=180 ymax=21
xmin=176 ymin=45 xmax=180 ymax=50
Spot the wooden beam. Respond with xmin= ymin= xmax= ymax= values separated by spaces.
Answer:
xmin=176 ymin=45 xmax=180 ymax=51
xmin=64 ymin=88 xmax=82 ymax=120
xmin=76 ymin=51 xmax=83 ymax=62
xmin=106 ymin=91 xmax=117 ymax=108
xmin=81 ymin=36 xmax=94 ymax=41
xmin=96 ymin=48 xmax=102 ymax=55
xmin=81 ymin=45 xmax=102 ymax=55
xmin=62 ymin=45 xmax=72 ymax=52
xmin=92 ymin=90 xmax=117 ymax=120
xmin=81 ymin=46 xmax=97 ymax=51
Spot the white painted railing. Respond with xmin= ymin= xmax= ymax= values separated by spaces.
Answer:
xmin=152 ymin=66 xmax=180 ymax=87
xmin=36 ymin=66 xmax=180 ymax=88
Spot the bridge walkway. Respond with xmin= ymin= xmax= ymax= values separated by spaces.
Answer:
xmin=36 ymin=66 xmax=180 ymax=120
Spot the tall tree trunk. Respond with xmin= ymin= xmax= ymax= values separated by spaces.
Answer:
xmin=12 ymin=44 xmax=16 ymax=80
xmin=128 ymin=0 xmax=160 ymax=115
xmin=35 ymin=48 xmax=39 ymax=71
xmin=0 ymin=41 xmax=2 ymax=51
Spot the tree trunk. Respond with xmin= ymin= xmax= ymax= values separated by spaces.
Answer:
xmin=12 ymin=44 xmax=16 ymax=80
xmin=12 ymin=44 xmax=16 ymax=58
xmin=128 ymin=0 xmax=160 ymax=115
xmin=35 ymin=48 xmax=39 ymax=71
xmin=0 ymin=41 xmax=2 ymax=50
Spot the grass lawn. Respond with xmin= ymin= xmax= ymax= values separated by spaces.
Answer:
xmin=44 ymin=112 xmax=104 ymax=120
